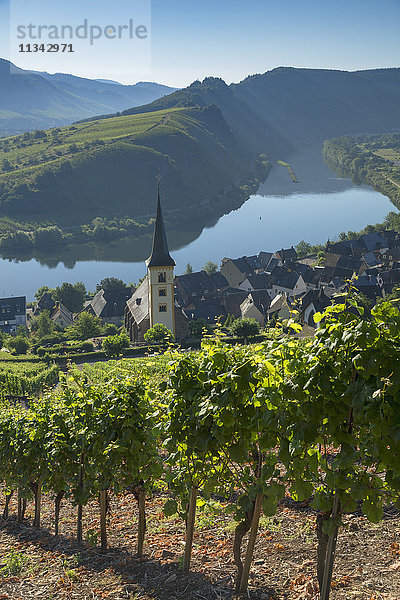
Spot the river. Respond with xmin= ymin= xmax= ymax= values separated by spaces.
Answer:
xmin=0 ymin=148 xmax=396 ymax=300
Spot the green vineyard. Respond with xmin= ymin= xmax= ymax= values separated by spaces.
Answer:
xmin=1 ymin=295 xmax=399 ymax=599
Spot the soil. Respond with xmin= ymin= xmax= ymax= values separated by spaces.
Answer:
xmin=0 ymin=490 xmax=399 ymax=600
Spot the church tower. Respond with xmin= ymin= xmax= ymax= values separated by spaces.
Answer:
xmin=146 ymin=186 xmax=176 ymax=338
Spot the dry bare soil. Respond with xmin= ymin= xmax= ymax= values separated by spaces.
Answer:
xmin=0 ymin=491 xmax=399 ymax=600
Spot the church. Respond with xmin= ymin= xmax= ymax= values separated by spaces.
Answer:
xmin=124 ymin=188 xmax=188 ymax=342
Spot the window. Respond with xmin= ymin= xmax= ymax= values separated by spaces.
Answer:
xmin=159 ymin=304 xmax=167 ymax=312
xmin=158 ymin=272 xmax=166 ymax=283
xmin=159 ymin=288 xmax=167 ymax=297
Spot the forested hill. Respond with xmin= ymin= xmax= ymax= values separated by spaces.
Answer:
xmin=0 ymin=59 xmax=177 ymax=136
xmin=119 ymin=67 xmax=400 ymax=149
xmin=0 ymin=105 xmax=265 ymax=229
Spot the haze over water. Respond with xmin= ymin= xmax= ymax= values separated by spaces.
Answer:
xmin=0 ymin=148 xmax=395 ymax=300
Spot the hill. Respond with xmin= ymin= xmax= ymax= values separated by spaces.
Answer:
xmin=117 ymin=67 xmax=400 ymax=149
xmin=0 ymin=104 xmax=262 ymax=230
xmin=0 ymin=59 xmax=177 ymax=136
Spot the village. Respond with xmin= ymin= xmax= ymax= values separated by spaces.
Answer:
xmin=2 ymin=195 xmax=400 ymax=348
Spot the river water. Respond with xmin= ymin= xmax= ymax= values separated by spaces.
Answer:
xmin=0 ymin=148 xmax=395 ymax=300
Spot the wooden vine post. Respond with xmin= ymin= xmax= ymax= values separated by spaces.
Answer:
xmin=77 ymin=456 xmax=84 ymax=544
xmin=137 ymin=487 xmax=146 ymax=558
xmin=100 ymin=490 xmax=108 ymax=550
xmin=33 ymin=481 xmax=42 ymax=528
xmin=182 ymin=486 xmax=198 ymax=572
xmin=54 ymin=491 xmax=64 ymax=536
xmin=2 ymin=491 xmax=13 ymax=518
xmin=239 ymin=492 xmax=264 ymax=593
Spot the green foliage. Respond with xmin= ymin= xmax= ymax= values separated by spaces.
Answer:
xmin=230 ymin=317 xmax=260 ymax=339
xmin=187 ymin=319 xmax=212 ymax=338
xmin=96 ymin=277 xmax=129 ymax=292
xmin=102 ymin=333 xmax=130 ymax=357
xmin=185 ymin=263 xmax=193 ymax=274
xmin=202 ymin=261 xmax=218 ymax=275
xmin=144 ymin=323 xmax=173 ymax=344
xmin=0 ymin=550 xmax=27 ymax=576
xmin=54 ymin=281 xmax=86 ymax=313
xmin=6 ymin=336 xmax=29 ymax=355
xmin=66 ymin=312 xmax=103 ymax=340
xmin=32 ymin=310 xmax=55 ymax=339
xmin=296 ymin=240 xmax=312 ymax=257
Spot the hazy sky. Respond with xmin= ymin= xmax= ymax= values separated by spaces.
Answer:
xmin=1 ymin=0 xmax=399 ymax=86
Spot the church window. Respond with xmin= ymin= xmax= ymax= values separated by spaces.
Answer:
xmin=158 ymin=272 xmax=166 ymax=283
xmin=159 ymin=288 xmax=167 ymax=297
xmin=159 ymin=304 xmax=167 ymax=312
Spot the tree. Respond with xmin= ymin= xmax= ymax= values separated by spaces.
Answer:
xmin=34 ymin=285 xmax=54 ymax=301
xmin=202 ymin=261 xmax=218 ymax=275
xmin=185 ymin=263 xmax=193 ymax=275
xmin=54 ymin=282 xmax=86 ymax=313
xmin=96 ymin=277 xmax=129 ymax=292
xmin=102 ymin=333 xmax=130 ymax=357
xmin=66 ymin=312 xmax=103 ymax=341
xmin=230 ymin=318 xmax=260 ymax=341
xmin=33 ymin=227 xmax=64 ymax=248
xmin=187 ymin=319 xmax=211 ymax=338
xmin=296 ymin=240 xmax=312 ymax=257
xmin=34 ymin=310 xmax=55 ymax=339
xmin=103 ymin=323 xmax=119 ymax=336
xmin=6 ymin=336 xmax=29 ymax=355
xmin=144 ymin=323 xmax=173 ymax=344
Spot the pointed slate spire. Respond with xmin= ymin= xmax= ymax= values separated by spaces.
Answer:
xmin=146 ymin=184 xmax=176 ymax=268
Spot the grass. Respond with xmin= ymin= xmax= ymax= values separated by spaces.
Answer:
xmin=0 ymin=549 xmax=27 ymax=576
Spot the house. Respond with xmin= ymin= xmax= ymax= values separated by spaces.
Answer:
xmin=267 ymin=293 xmax=294 ymax=322
xmin=269 ymin=266 xmax=306 ymax=299
xmin=220 ymin=254 xmax=265 ymax=287
xmin=175 ymin=270 xmax=228 ymax=305
xmin=125 ymin=189 xmax=188 ymax=342
xmin=377 ymin=269 xmax=400 ymax=296
xmin=238 ymin=273 xmax=271 ymax=293
xmin=84 ymin=287 xmax=132 ymax=325
xmin=51 ymin=302 xmax=73 ymax=329
xmin=274 ymin=247 xmax=297 ymax=263
xmin=324 ymin=239 xmax=364 ymax=267
xmin=298 ymin=288 xmax=332 ymax=326
xmin=240 ymin=290 xmax=271 ymax=326
xmin=0 ymin=296 xmax=26 ymax=334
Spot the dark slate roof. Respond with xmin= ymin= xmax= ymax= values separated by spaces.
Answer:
xmin=275 ymin=247 xmax=297 ymax=261
xmin=360 ymin=232 xmax=387 ymax=252
xmin=299 ymin=289 xmax=331 ymax=314
xmin=243 ymin=273 xmax=271 ymax=290
xmin=325 ymin=239 xmax=364 ymax=256
xmin=0 ymin=296 xmax=26 ymax=322
xmin=221 ymin=289 xmax=249 ymax=318
xmin=378 ymin=269 xmax=400 ymax=284
xmin=146 ymin=188 xmax=175 ymax=268
xmin=247 ymin=290 xmax=271 ymax=311
xmin=270 ymin=267 xmax=300 ymax=290
xmin=183 ymin=302 xmax=227 ymax=322
xmin=336 ymin=255 xmax=363 ymax=271
xmin=176 ymin=270 xmax=228 ymax=296
xmin=126 ymin=278 xmax=149 ymax=325
xmin=257 ymin=251 xmax=273 ymax=268
xmin=264 ymin=257 xmax=280 ymax=273
xmin=91 ymin=288 xmax=132 ymax=318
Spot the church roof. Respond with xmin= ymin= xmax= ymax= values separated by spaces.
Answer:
xmin=146 ymin=187 xmax=176 ymax=268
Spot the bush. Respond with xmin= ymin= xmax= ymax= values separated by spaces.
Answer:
xmin=144 ymin=324 xmax=173 ymax=344
xmin=230 ymin=318 xmax=260 ymax=341
xmin=188 ymin=319 xmax=212 ymax=339
xmin=6 ymin=336 xmax=29 ymax=355
xmin=102 ymin=333 xmax=130 ymax=357
xmin=103 ymin=323 xmax=119 ymax=336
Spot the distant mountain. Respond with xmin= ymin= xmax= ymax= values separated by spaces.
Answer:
xmin=0 ymin=59 xmax=177 ymax=136
xmin=117 ymin=67 xmax=400 ymax=151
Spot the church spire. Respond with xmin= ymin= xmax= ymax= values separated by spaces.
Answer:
xmin=146 ymin=184 xmax=176 ymax=268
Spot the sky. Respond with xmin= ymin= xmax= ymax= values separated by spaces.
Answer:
xmin=0 ymin=0 xmax=399 ymax=87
